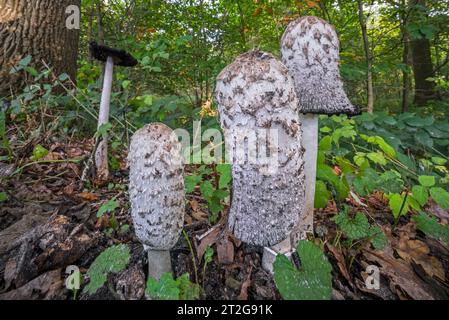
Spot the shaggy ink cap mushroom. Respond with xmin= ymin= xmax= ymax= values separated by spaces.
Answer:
xmin=281 ymin=16 xmax=360 ymax=116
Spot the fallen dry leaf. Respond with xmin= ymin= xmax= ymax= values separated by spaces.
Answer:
xmin=77 ymin=192 xmax=99 ymax=201
xmin=217 ymin=237 xmax=234 ymax=265
xmin=196 ymin=227 xmax=221 ymax=261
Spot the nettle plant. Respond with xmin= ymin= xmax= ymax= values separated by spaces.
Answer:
xmin=316 ymin=112 xmax=449 ymax=226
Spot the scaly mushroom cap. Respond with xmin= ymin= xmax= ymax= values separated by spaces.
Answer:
xmin=215 ymin=50 xmax=305 ymax=246
xmin=89 ymin=41 xmax=138 ymax=67
xmin=128 ymin=123 xmax=184 ymax=250
xmin=281 ymin=16 xmax=360 ymax=115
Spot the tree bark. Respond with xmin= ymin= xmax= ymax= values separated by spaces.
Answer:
xmin=409 ymin=0 xmax=436 ymax=106
xmin=357 ymin=0 xmax=374 ymax=113
xmin=400 ymin=0 xmax=412 ymax=112
xmin=0 ymin=0 xmax=80 ymax=96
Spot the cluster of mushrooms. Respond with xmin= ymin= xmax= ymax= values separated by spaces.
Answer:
xmin=128 ymin=16 xmax=360 ymax=280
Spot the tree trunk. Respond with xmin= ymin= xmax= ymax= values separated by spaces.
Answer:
xmin=409 ymin=0 xmax=436 ymax=106
xmin=0 ymin=0 xmax=80 ymax=96
xmin=357 ymin=0 xmax=374 ymax=113
xmin=401 ymin=0 xmax=412 ymax=112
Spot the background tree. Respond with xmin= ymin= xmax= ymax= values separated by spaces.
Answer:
xmin=0 ymin=0 xmax=81 ymax=96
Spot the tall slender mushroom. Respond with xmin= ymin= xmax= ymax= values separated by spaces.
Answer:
xmin=215 ymin=50 xmax=305 ymax=251
xmin=89 ymin=42 xmax=137 ymax=181
xmin=128 ymin=123 xmax=185 ymax=280
xmin=281 ymin=16 xmax=360 ymax=241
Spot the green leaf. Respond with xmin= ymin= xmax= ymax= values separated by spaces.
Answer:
xmin=30 ymin=144 xmax=49 ymax=161
xmin=314 ymin=180 xmax=331 ymax=209
xmin=412 ymin=185 xmax=429 ymax=206
xmin=204 ymin=246 xmax=214 ymax=264
xmin=145 ymin=273 xmax=199 ymax=300
xmin=369 ymin=226 xmax=387 ymax=250
xmin=95 ymin=122 xmax=112 ymax=139
xmin=414 ymin=131 xmax=433 ymax=148
xmin=334 ymin=211 xmax=371 ymax=240
xmin=273 ymin=240 xmax=332 ymax=300
xmin=319 ymin=136 xmax=332 ymax=151
xmin=200 ymin=180 xmax=214 ymax=199
xmin=405 ymin=116 xmax=434 ymax=127
xmin=84 ymin=244 xmax=130 ymax=295
xmin=389 ymin=193 xmax=409 ymax=219
xmin=431 ymin=157 xmax=447 ymax=166
xmin=177 ymin=274 xmax=200 ymax=300
xmin=217 ymin=164 xmax=231 ymax=189
xmin=185 ymin=175 xmax=202 ymax=193
xmin=0 ymin=192 xmax=7 ymax=202
xmin=430 ymin=187 xmax=449 ymax=211
xmin=97 ymin=198 xmax=119 ymax=218
xmin=413 ymin=213 xmax=449 ymax=247
xmin=418 ymin=175 xmax=436 ymax=187
xmin=317 ymin=164 xmax=349 ymax=201
xmin=145 ymin=272 xmax=180 ymax=300
xmin=367 ymin=152 xmax=387 ymax=166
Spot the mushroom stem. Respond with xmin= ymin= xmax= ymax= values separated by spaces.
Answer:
xmin=262 ymin=237 xmax=293 ymax=274
xmin=147 ymin=248 xmax=172 ymax=281
xmin=297 ymin=113 xmax=318 ymax=238
xmin=95 ymin=55 xmax=114 ymax=181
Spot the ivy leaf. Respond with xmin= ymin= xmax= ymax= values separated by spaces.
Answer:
xmin=418 ymin=175 xmax=436 ymax=187
xmin=430 ymin=187 xmax=449 ymax=211
xmin=273 ymin=240 xmax=332 ymax=300
xmin=84 ymin=244 xmax=130 ymax=295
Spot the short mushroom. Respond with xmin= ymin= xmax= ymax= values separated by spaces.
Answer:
xmin=215 ymin=50 xmax=305 ymax=252
xmin=128 ymin=123 xmax=185 ymax=280
xmin=89 ymin=41 xmax=137 ymax=181
xmin=281 ymin=16 xmax=360 ymax=241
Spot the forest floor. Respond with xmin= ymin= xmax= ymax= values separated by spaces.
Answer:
xmin=0 ymin=132 xmax=449 ymax=300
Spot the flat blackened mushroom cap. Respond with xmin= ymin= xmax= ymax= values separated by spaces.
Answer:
xmin=89 ymin=41 xmax=138 ymax=67
xmin=281 ymin=16 xmax=360 ymax=116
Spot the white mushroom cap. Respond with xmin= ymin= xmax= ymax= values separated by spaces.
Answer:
xmin=128 ymin=123 xmax=185 ymax=250
xmin=215 ymin=50 xmax=305 ymax=246
xmin=281 ymin=16 xmax=360 ymax=115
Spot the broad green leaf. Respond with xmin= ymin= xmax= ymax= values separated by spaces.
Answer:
xmin=367 ymin=152 xmax=387 ymax=166
xmin=200 ymin=180 xmax=214 ymax=199
xmin=314 ymin=180 xmax=331 ymax=209
xmin=273 ymin=240 xmax=332 ymax=300
xmin=418 ymin=175 xmax=436 ymax=187
xmin=319 ymin=136 xmax=332 ymax=151
xmin=430 ymin=187 xmax=449 ymax=210
xmin=405 ymin=116 xmax=434 ymax=127
xmin=412 ymin=185 xmax=429 ymax=206
xmin=334 ymin=211 xmax=370 ymax=240
xmin=431 ymin=157 xmax=447 ymax=166
xmin=414 ymin=131 xmax=433 ymax=148
xmin=369 ymin=226 xmax=387 ymax=250
xmin=389 ymin=193 xmax=409 ymax=219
